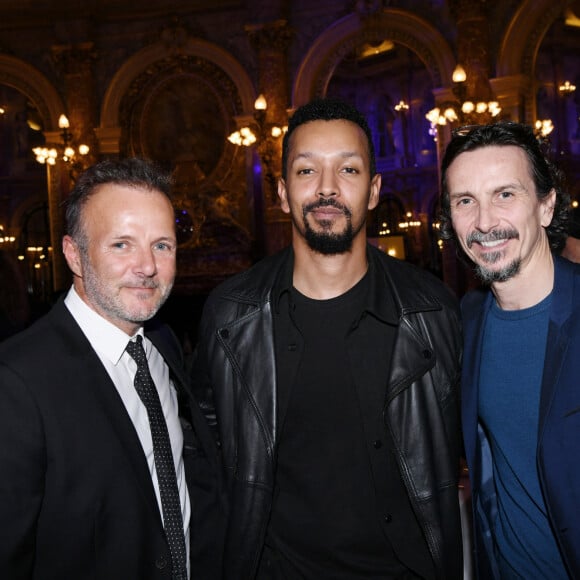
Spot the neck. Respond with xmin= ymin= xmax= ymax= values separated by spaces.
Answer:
xmin=492 ymin=246 xmax=554 ymax=311
xmin=292 ymin=235 xmax=368 ymax=299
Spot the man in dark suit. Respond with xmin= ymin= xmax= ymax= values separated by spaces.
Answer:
xmin=0 ymin=158 xmax=223 ymax=579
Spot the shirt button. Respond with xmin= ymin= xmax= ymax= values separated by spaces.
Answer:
xmin=384 ymin=514 xmax=393 ymax=523
xmin=155 ymin=556 xmax=168 ymax=569
xmin=373 ymin=439 xmax=382 ymax=449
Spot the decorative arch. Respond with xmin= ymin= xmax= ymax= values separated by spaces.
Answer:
xmin=292 ymin=9 xmax=456 ymax=106
xmin=0 ymin=54 xmax=65 ymax=130
xmin=98 ymin=37 xmax=255 ymax=153
xmin=497 ymin=0 xmax=572 ymax=78
xmin=496 ymin=0 xmax=573 ymax=122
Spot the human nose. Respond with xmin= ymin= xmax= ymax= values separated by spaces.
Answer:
xmin=317 ymin=169 xmax=338 ymax=198
xmin=134 ymin=246 xmax=157 ymax=277
xmin=474 ymin=201 xmax=499 ymax=232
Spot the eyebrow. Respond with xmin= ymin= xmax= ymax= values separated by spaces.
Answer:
xmin=291 ymin=151 xmax=363 ymax=163
xmin=449 ymin=181 xmax=527 ymax=199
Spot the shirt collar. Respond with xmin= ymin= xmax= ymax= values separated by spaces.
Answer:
xmin=273 ymin=246 xmax=399 ymax=325
xmin=64 ymin=286 xmax=144 ymax=365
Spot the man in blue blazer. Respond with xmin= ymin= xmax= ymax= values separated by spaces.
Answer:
xmin=0 ymin=158 xmax=223 ymax=579
xmin=439 ymin=122 xmax=580 ymax=578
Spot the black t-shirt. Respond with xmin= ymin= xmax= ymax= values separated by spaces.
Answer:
xmin=265 ymin=273 xmax=428 ymax=579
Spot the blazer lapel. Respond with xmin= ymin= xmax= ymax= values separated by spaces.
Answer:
xmin=52 ymin=302 xmax=164 ymax=527
xmin=460 ymin=290 xmax=492 ymax=474
xmin=538 ymin=257 xmax=575 ymax=432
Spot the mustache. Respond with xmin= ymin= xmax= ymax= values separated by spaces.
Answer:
xmin=466 ymin=229 xmax=519 ymax=248
xmin=128 ymin=279 xmax=159 ymax=289
xmin=303 ymin=198 xmax=351 ymax=217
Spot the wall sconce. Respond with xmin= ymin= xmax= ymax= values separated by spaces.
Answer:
xmin=227 ymin=94 xmax=287 ymax=203
xmin=32 ymin=114 xmax=90 ymax=165
xmin=559 ymin=80 xmax=576 ymax=97
xmin=227 ymin=95 xmax=287 ymax=147
xmin=398 ymin=211 xmax=421 ymax=230
xmin=426 ymin=64 xmax=501 ymax=130
xmin=394 ymin=100 xmax=409 ymax=113
xmin=535 ymin=119 xmax=554 ymax=138
xmin=0 ymin=224 xmax=16 ymax=245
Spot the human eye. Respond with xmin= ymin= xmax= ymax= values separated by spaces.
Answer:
xmin=296 ymin=167 xmax=314 ymax=175
xmin=453 ymin=196 xmax=472 ymax=208
xmin=154 ymin=240 xmax=175 ymax=252
xmin=498 ymin=190 xmax=513 ymax=200
xmin=111 ymin=241 xmax=128 ymax=249
xmin=342 ymin=166 xmax=359 ymax=174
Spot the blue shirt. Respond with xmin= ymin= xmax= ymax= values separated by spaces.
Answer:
xmin=479 ymin=293 xmax=567 ymax=579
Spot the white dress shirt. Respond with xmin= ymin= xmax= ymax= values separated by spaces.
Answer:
xmin=64 ymin=287 xmax=191 ymax=576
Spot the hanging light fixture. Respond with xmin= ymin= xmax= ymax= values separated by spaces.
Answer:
xmin=32 ymin=114 xmax=90 ymax=165
xmin=426 ymin=64 xmax=501 ymax=131
xmin=227 ymin=95 xmax=287 ymax=147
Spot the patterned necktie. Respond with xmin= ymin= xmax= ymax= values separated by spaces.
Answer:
xmin=126 ymin=335 xmax=187 ymax=580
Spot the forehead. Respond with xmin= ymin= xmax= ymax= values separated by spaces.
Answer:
xmin=288 ymin=119 xmax=369 ymax=156
xmin=447 ymin=145 xmax=533 ymax=189
xmin=82 ymin=184 xmax=175 ymax=225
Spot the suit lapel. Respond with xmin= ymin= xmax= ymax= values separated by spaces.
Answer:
xmin=51 ymin=301 xmax=164 ymax=527
xmin=461 ymin=291 xmax=492 ymax=474
xmin=538 ymin=258 xmax=574 ymax=432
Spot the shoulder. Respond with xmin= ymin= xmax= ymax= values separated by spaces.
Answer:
xmin=369 ymin=244 xmax=459 ymax=312
xmin=459 ymin=287 xmax=490 ymax=328
xmin=0 ymin=301 xmax=90 ymax=390
xmin=0 ymin=300 xmax=71 ymax=360
xmin=206 ymin=247 xmax=290 ymax=305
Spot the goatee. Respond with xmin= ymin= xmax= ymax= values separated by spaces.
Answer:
xmin=302 ymin=199 xmax=354 ymax=255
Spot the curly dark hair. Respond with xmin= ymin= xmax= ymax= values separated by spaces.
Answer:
xmin=281 ymin=97 xmax=376 ymax=179
xmin=65 ymin=157 xmax=172 ymax=249
xmin=439 ymin=121 xmax=570 ymax=253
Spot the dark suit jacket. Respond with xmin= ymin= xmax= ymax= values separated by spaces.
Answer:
xmin=461 ymin=256 xmax=580 ymax=578
xmin=0 ymin=297 xmax=225 ymax=579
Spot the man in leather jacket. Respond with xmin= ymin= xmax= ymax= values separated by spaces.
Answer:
xmin=192 ymin=98 xmax=464 ymax=579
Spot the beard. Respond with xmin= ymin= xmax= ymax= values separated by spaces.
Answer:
xmin=466 ymin=228 xmax=521 ymax=284
xmin=474 ymin=258 xmax=521 ymax=284
xmin=80 ymin=248 xmax=172 ymax=326
xmin=301 ymin=198 xmax=358 ymax=255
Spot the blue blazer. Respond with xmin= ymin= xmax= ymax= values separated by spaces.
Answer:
xmin=461 ymin=255 xmax=580 ymax=578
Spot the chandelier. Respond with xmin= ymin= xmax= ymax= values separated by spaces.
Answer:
xmin=426 ymin=65 xmax=501 ymax=129
xmin=559 ymin=80 xmax=576 ymax=96
xmin=227 ymin=94 xmax=288 ymax=202
xmin=227 ymin=95 xmax=287 ymax=147
xmin=32 ymin=114 xmax=90 ymax=165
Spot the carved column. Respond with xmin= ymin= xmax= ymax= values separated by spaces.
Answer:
xmin=51 ymin=43 xmax=98 ymax=167
xmin=246 ymin=20 xmax=293 ymax=256
xmin=450 ymin=0 xmax=494 ymax=103
xmin=45 ymin=159 xmax=69 ymax=293
xmin=47 ymin=43 xmax=98 ymax=293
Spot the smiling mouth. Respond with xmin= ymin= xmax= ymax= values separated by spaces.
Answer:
xmin=467 ymin=229 xmax=519 ymax=249
xmin=479 ymin=239 xmax=506 ymax=248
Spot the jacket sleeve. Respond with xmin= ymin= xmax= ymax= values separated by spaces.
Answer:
xmin=188 ymin=299 xmax=221 ymax=447
xmin=0 ymin=363 xmax=45 ymax=578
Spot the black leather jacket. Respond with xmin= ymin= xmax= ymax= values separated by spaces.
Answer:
xmin=192 ymin=245 xmax=464 ymax=579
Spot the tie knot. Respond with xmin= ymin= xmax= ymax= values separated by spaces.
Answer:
xmin=126 ymin=334 xmax=146 ymax=363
